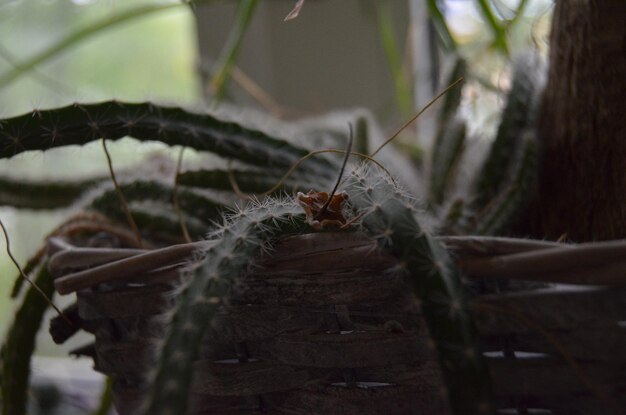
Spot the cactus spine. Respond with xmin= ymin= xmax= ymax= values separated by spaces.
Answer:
xmin=345 ymin=164 xmax=493 ymax=415
xmin=142 ymin=198 xmax=307 ymax=415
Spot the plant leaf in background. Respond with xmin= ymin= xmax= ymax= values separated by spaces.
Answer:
xmin=426 ymin=0 xmax=458 ymax=52
xmin=375 ymin=0 xmax=414 ymax=116
xmin=209 ymin=0 xmax=259 ymax=104
xmin=475 ymin=0 xmax=510 ymax=55
xmin=1 ymin=266 xmax=56 ymax=415
xmin=0 ymin=1 xmax=213 ymax=90
xmin=497 ymin=0 xmax=531 ymax=30
xmin=0 ymin=43 xmax=73 ymax=95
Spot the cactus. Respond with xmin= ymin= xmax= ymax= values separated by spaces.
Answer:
xmin=10 ymin=251 xmax=46 ymax=298
xmin=1 ymin=265 xmax=56 ymax=415
xmin=0 ymin=101 xmax=335 ymax=178
xmin=0 ymin=167 xmax=315 ymax=211
xmin=440 ymin=197 xmax=466 ymax=234
xmin=142 ymin=163 xmax=494 ymax=415
xmin=435 ymin=58 xmax=467 ymax=131
xmin=423 ymin=53 xmax=544 ymax=237
xmin=428 ymin=119 xmax=467 ymax=207
xmin=142 ymin=197 xmax=308 ymax=415
xmin=0 ymin=57 xmax=545 ymax=413
xmin=470 ymin=53 xmax=544 ymax=212
xmin=345 ymin=164 xmax=493 ymax=415
xmin=0 ymin=175 xmax=103 ymax=210
xmin=88 ymin=180 xmax=221 ymax=233
xmin=0 ymin=102 xmax=338 ymax=415
xmin=471 ymin=132 xmax=537 ymax=236
xmin=427 ymin=58 xmax=467 ymax=209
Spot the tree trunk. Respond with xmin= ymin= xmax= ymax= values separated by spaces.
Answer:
xmin=534 ymin=0 xmax=626 ymax=241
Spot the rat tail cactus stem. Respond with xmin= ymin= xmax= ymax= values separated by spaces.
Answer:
xmin=470 ymin=53 xmax=544 ymax=213
xmin=1 ymin=265 xmax=55 ymax=415
xmin=471 ymin=132 xmax=537 ymax=236
xmin=345 ymin=164 xmax=494 ymax=415
xmin=141 ymin=198 xmax=308 ymax=415
xmin=0 ymin=102 xmax=335 ymax=178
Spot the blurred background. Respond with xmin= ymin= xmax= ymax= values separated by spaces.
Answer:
xmin=0 ymin=0 xmax=551 ymax=413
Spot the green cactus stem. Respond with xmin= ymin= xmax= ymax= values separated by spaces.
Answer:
xmin=1 ymin=264 xmax=58 ymax=415
xmin=210 ymin=0 xmax=259 ymax=103
xmin=0 ymin=102 xmax=335 ymax=177
xmin=471 ymin=53 xmax=544 ymax=211
xmin=89 ymin=181 xmax=222 ymax=223
xmin=0 ymin=175 xmax=103 ymax=210
xmin=10 ymin=249 xmax=45 ymax=298
xmin=471 ymin=132 xmax=537 ymax=236
xmin=142 ymin=198 xmax=308 ymax=415
xmin=345 ymin=164 xmax=494 ymax=415
xmin=0 ymin=166 xmax=315 ymax=211
xmin=440 ymin=197 xmax=466 ymax=234
xmin=99 ymin=206 xmax=208 ymax=241
xmin=428 ymin=58 xmax=467 ymax=209
xmin=435 ymin=58 xmax=467 ymax=130
xmin=87 ymin=180 xmax=225 ymax=239
xmin=429 ymin=119 xmax=467 ymax=207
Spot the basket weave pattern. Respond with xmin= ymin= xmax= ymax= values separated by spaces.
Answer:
xmin=50 ymin=232 xmax=447 ymax=414
xmin=49 ymin=232 xmax=626 ymax=414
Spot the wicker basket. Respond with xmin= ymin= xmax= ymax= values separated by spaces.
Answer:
xmin=48 ymin=233 xmax=626 ymax=415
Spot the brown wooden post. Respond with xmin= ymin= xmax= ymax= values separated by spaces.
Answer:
xmin=534 ymin=0 xmax=626 ymax=241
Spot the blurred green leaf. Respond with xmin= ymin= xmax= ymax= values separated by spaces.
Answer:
xmin=0 ymin=1 xmax=213 ymax=90
xmin=426 ymin=0 xmax=457 ymax=52
xmin=375 ymin=0 xmax=413 ymax=116
xmin=90 ymin=378 xmax=113 ymax=415
xmin=506 ymin=0 xmax=530 ymax=29
xmin=210 ymin=0 xmax=259 ymax=104
xmin=1 ymin=265 xmax=55 ymax=415
xmin=475 ymin=0 xmax=510 ymax=55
